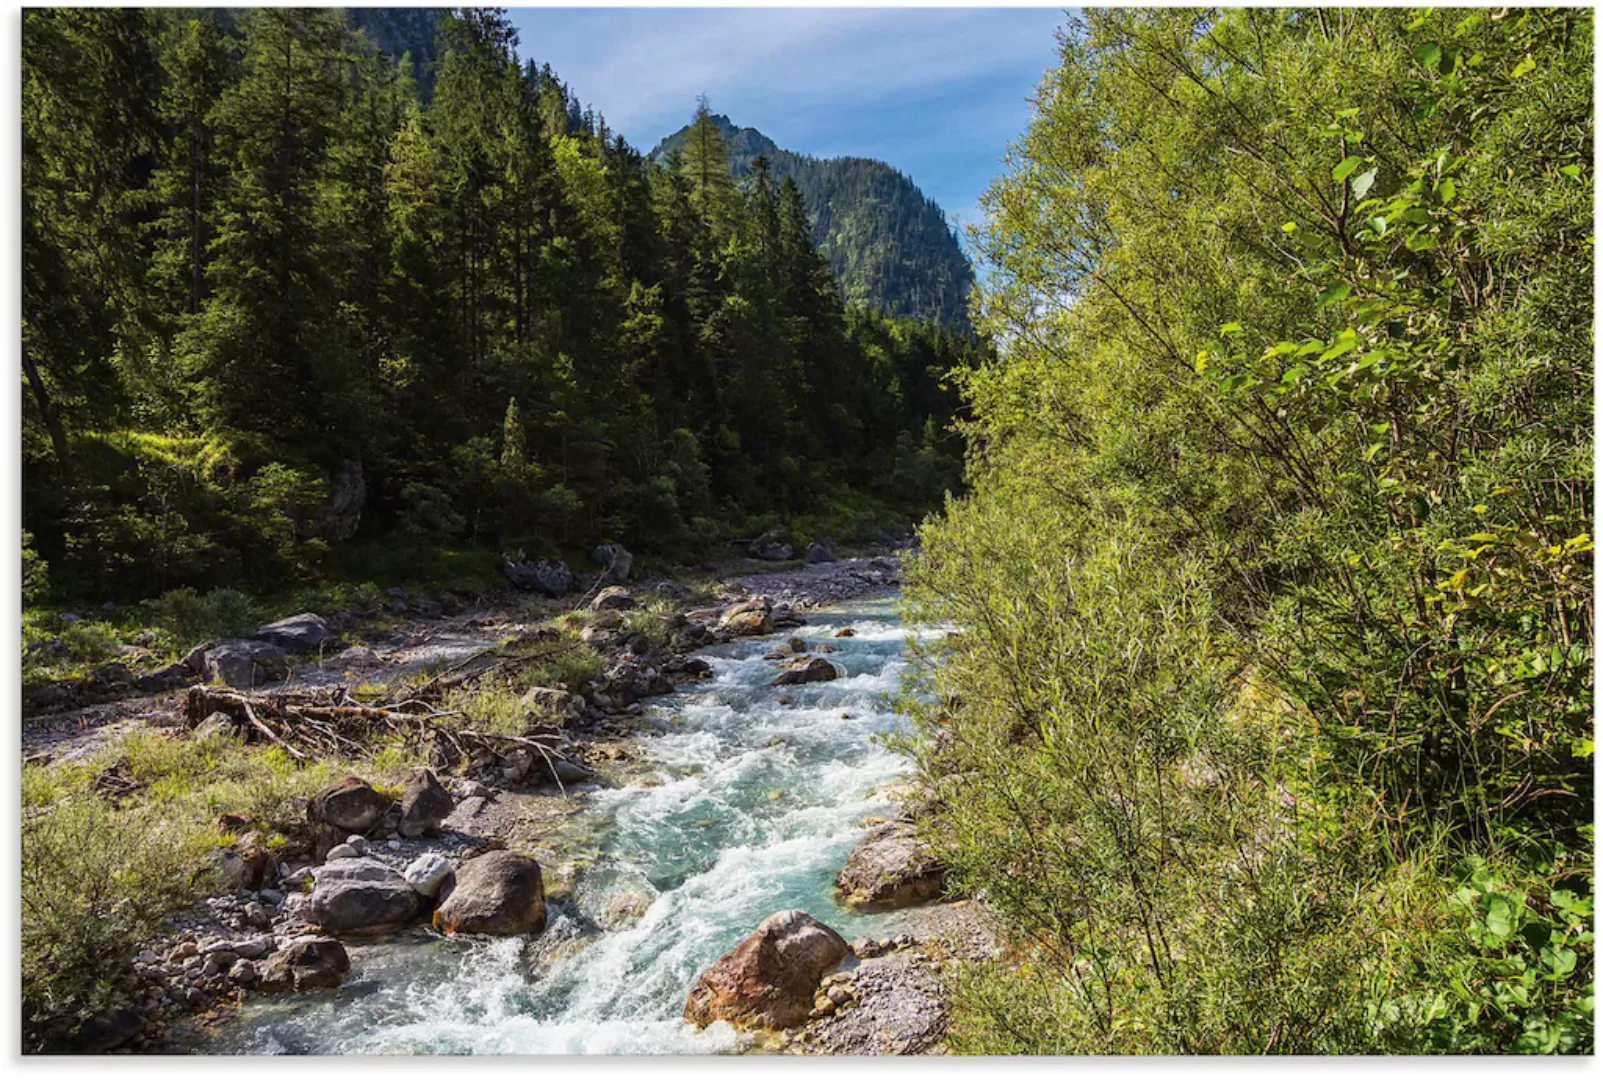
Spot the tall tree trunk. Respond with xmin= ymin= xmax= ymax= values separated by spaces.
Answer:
xmin=21 ymin=340 xmax=73 ymax=486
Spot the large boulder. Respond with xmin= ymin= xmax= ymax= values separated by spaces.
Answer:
xmin=501 ymin=558 xmax=573 ymax=597
xmin=258 ymin=936 xmax=351 ymax=991
xmin=433 ymin=850 xmax=546 ymax=936
xmin=748 ymin=529 xmax=795 ymax=562
xmin=254 ymin=613 xmax=333 ymax=653
xmin=590 ymin=586 xmax=637 ymax=612
xmin=683 ymin=910 xmax=849 ymax=1031
xmin=803 ymin=539 xmax=838 ymax=564
xmin=306 ymin=857 xmax=420 ymax=934
xmin=591 ymin=542 xmax=634 ymax=583
xmin=720 ymin=597 xmax=773 ymax=637
xmin=309 ymin=776 xmax=391 ymax=834
xmin=398 ymin=768 xmax=453 ymax=839
xmin=837 ymin=822 xmax=947 ymax=910
xmin=772 ymin=657 xmax=841 ymax=687
xmin=203 ymin=640 xmax=288 ymax=689
xmin=135 ymin=661 xmax=191 ymax=693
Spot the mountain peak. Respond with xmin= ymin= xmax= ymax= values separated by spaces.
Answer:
xmin=651 ymin=117 xmax=973 ymax=329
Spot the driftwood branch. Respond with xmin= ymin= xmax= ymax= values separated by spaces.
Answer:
xmin=183 ymin=685 xmax=577 ymax=784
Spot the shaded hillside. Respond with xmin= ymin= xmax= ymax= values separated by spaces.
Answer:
xmin=653 ymin=115 xmax=974 ymax=329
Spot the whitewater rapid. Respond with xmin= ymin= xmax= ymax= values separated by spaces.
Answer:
xmin=208 ymin=595 xmax=940 ymax=1054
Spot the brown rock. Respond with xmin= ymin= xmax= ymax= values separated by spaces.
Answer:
xmin=720 ymin=597 xmax=774 ymax=636
xmin=771 ymin=657 xmax=840 ymax=687
xmin=683 ymin=910 xmax=849 ymax=1031
xmin=433 ymin=850 xmax=546 ymax=936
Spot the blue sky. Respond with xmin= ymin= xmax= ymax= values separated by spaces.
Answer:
xmin=505 ymin=6 xmax=1070 ymax=248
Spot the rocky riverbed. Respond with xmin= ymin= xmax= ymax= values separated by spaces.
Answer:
xmin=25 ymin=546 xmax=997 ymax=1056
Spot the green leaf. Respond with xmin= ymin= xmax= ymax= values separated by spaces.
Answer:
xmin=1333 ymin=156 xmax=1363 ymax=182
xmin=1437 ymin=177 xmax=1457 ymax=203
xmin=1511 ymin=55 xmax=1537 ymax=78
xmin=1560 ymin=164 xmax=1582 ymax=180
xmin=1320 ymin=332 xmax=1360 ymax=363
xmin=1416 ymin=42 xmax=1442 ymax=71
xmin=1318 ymin=282 xmax=1352 ymax=306
xmin=1350 ymin=168 xmax=1378 ymax=201
xmin=1484 ymin=896 xmax=1516 ymax=939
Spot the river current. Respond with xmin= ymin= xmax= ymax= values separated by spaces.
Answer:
xmin=207 ymin=594 xmax=940 ymax=1054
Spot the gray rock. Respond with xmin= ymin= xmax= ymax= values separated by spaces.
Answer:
xmin=501 ymin=558 xmax=573 ymax=596
xmin=804 ymin=540 xmax=838 ymax=564
xmin=204 ymin=640 xmax=289 ymax=690
xmin=306 ymin=858 xmax=420 ymax=933
xmin=136 ymin=661 xmax=192 ymax=693
xmin=308 ymin=776 xmax=390 ymax=834
xmin=324 ymin=844 xmax=359 ymax=861
xmin=398 ymin=768 xmax=453 ymax=839
xmin=520 ymin=686 xmax=586 ymax=724
xmin=837 ymin=822 xmax=946 ymax=910
xmin=403 ymin=853 xmax=453 ymax=898
xmin=228 ymin=959 xmax=258 ymax=985
xmin=344 ymin=835 xmax=368 ymax=855
xmin=219 ymin=935 xmax=272 ymax=960
xmin=253 ymin=613 xmax=333 ymax=653
xmin=192 ymin=711 xmax=237 ymax=739
xmin=591 ymin=542 xmax=634 ymax=583
xmin=181 ymin=641 xmax=213 ymax=673
xmin=65 ymin=1008 xmax=143 ymax=1053
xmin=259 ymin=937 xmax=349 ymax=991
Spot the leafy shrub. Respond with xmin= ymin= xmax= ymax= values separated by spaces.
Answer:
xmin=21 ymin=796 xmax=206 ymax=1028
xmin=141 ymin=586 xmax=258 ymax=647
xmin=22 ymin=529 xmax=49 ymax=604
xmin=907 ymin=5 xmax=1592 ymax=1055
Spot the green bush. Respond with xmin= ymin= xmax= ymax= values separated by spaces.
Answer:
xmin=22 ymin=529 xmax=49 ymax=604
xmin=141 ymin=586 xmax=258 ymax=647
xmin=905 ymin=6 xmax=1592 ymax=1055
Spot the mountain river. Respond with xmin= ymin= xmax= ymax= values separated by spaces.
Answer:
xmin=205 ymin=594 xmax=943 ymax=1054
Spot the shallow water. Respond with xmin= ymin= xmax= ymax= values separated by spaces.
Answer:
xmin=206 ymin=595 xmax=940 ymax=1055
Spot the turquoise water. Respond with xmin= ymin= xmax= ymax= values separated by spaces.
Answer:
xmin=208 ymin=595 xmax=938 ymax=1054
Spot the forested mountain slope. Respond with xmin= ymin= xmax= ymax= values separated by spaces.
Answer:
xmin=653 ymin=115 xmax=975 ymax=329
xmin=21 ymin=7 xmax=985 ymax=603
